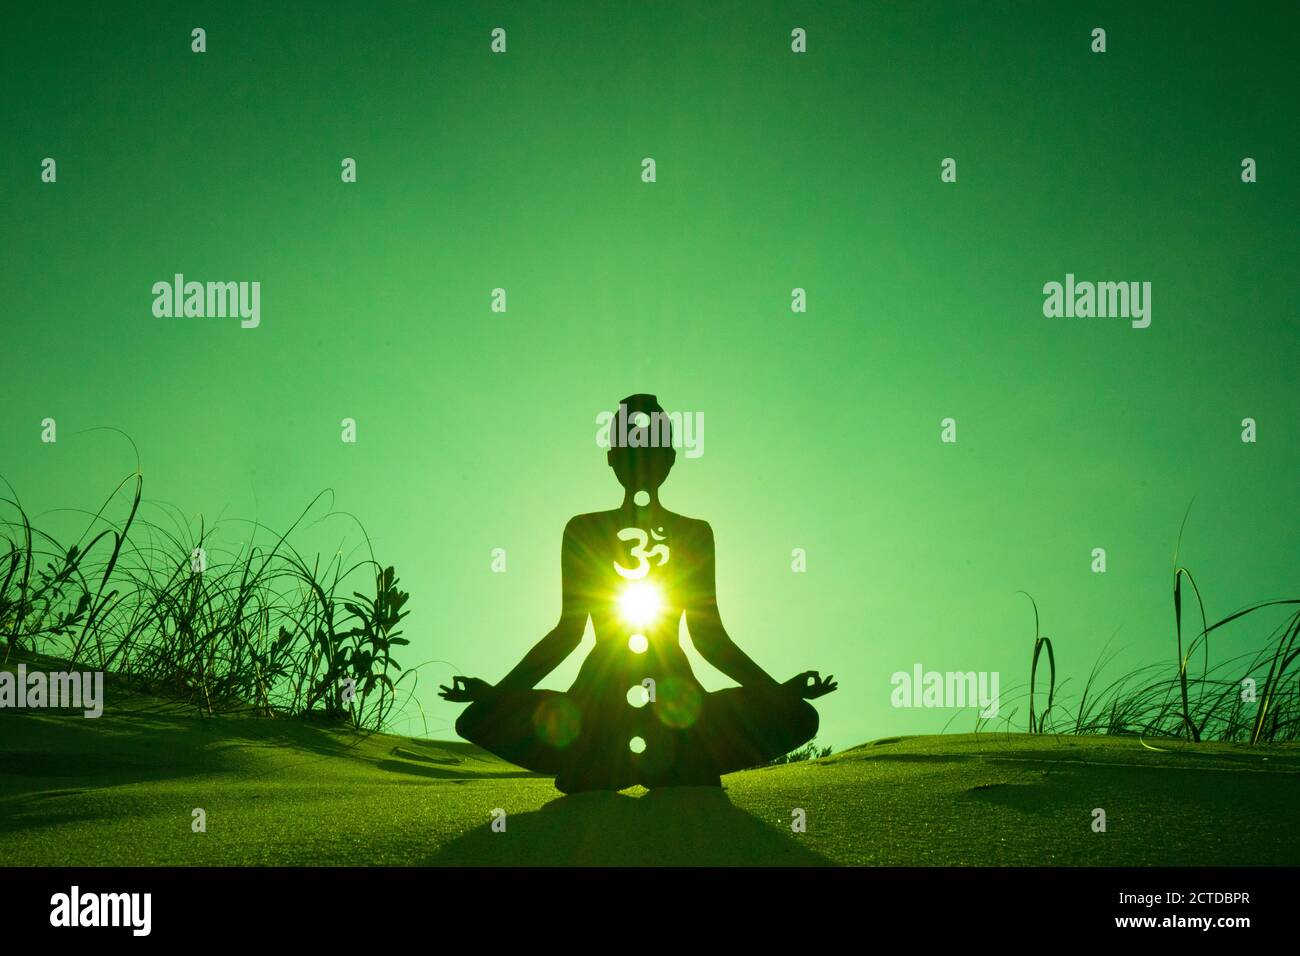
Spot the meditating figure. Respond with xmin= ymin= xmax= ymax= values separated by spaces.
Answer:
xmin=440 ymin=394 xmax=836 ymax=792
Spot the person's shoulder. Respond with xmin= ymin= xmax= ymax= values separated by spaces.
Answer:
xmin=563 ymin=509 xmax=619 ymax=535
xmin=666 ymin=512 xmax=714 ymax=541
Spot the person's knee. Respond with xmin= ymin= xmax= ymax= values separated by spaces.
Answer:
xmin=455 ymin=701 xmax=486 ymax=742
xmin=792 ymin=698 xmax=819 ymax=745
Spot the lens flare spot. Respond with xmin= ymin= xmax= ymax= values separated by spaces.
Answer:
xmin=655 ymin=677 xmax=703 ymax=729
xmin=531 ymin=696 xmax=581 ymax=748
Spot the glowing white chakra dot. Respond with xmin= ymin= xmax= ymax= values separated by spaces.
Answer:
xmin=628 ymin=633 xmax=648 ymax=653
xmin=627 ymin=685 xmax=650 ymax=708
xmin=618 ymin=581 xmax=662 ymax=627
xmin=629 ymin=736 xmax=647 ymax=754
xmin=634 ymin=490 xmax=650 ymax=506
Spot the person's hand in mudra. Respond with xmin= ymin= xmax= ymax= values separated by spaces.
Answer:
xmin=784 ymin=671 xmax=837 ymax=700
xmin=438 ymin=676 xmax=497 ymax=703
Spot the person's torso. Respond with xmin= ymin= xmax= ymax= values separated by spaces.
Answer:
xmin=565 ymin=507 xmax=709 ymax=705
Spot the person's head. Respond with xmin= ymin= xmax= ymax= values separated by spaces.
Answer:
xmin=607 ymin=393 xmax=676 ymax=495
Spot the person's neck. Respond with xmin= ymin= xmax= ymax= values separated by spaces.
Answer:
xmin=621 ymin=489 xmax=662 ymax=513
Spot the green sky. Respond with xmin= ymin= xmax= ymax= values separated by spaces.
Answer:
xmin=3 ymin=1 xmax=1297 ymax=749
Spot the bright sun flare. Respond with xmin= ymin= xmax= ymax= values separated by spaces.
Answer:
xmin=618 ymin=581 xmax=664 ymax=627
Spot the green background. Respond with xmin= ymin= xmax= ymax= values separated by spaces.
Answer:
xmin=3 ymin=1 xmax=1297 ymax=749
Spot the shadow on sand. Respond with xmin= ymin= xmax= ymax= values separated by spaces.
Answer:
xmin=427 ymin=786 xmax=832 ymax=866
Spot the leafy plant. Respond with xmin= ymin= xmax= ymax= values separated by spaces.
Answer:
xmin=0 ymin=474 xmax=418 ymax=732
xmin=769 ymin=740 xmax=833 ymax=765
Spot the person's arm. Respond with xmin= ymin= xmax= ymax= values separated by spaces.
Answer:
xmin=684 ymin=522 xmax=783 ymax=691
xmin=493 ymin=517 xmax=586 ymax=693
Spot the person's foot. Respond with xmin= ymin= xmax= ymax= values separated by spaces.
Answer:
xmin=555 ymin=767 xmax=634 ymax=795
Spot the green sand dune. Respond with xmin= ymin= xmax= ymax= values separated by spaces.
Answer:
xmin=2 ymin=700 xmax=1297 ymax=866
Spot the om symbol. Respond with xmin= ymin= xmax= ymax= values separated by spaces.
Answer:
xmin=613 ymin=527 xmax=669 ymax=580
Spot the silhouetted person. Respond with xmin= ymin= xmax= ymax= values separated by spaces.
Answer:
xmin=440 ymin=394 xmax=836 ymax=792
